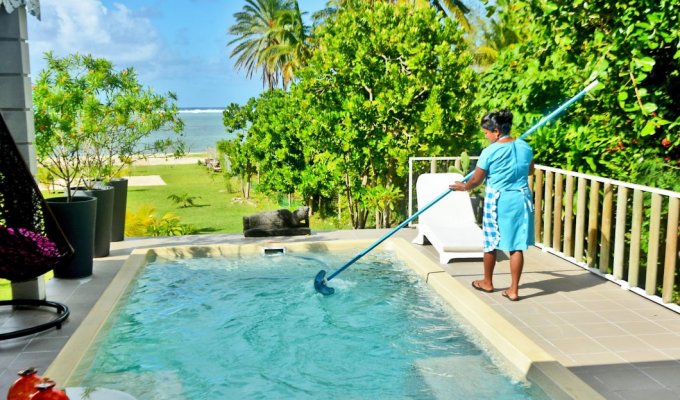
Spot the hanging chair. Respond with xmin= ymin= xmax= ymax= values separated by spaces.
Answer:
xmin=0 ymin=112 xmax=74 ymax=282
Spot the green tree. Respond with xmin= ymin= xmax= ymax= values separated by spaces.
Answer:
xmin=229 ymin=0 xmax=311 ymax=90
xmin=33 ymin=52 xmax=183 ymax=199
xmin=294 ymin=1 xmax=479 ymax=228
xmin=472 ymin=0 xmax=522 ymax=67
xmin=220 ymin=100 xmax=258 ymax=198
xmin=245 ymin=90 xmax=306 ymax=203
xmin=475 ymin=0 xmax=679 ymax=189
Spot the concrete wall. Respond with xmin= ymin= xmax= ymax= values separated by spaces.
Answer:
xmin=0 ymin=6 xmax=37 ymax=174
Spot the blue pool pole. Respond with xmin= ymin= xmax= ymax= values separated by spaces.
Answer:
xmin=314 ymin=80 xmax=600 ymax=295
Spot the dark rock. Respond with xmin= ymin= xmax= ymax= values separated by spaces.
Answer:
xmin=243 ymin=206 xmax=311 ymax=237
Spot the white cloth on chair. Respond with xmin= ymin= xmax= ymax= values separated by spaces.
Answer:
xmin=412 ymin=173 xmax=484 ymax=263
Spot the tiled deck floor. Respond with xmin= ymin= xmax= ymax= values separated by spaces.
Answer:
xmin=1 ymin=228 xmax=679 ymax=399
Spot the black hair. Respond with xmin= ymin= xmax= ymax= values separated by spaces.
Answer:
xmin=480 ymin=110 xmax=513 ymax=135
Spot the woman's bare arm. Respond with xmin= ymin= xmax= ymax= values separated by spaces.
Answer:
xmin=449 ymin=167 xmax=487 ymax=192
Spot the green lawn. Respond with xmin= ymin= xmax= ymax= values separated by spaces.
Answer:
xmin=126 ymin=163 xmax=340 ymax=233
xmin=1 ymin=163 xmax=342 ymax=299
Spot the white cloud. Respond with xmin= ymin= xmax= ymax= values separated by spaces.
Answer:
xmin=28 ymin=0 xmax=161 ymax=73
xmin=25 ymin=0 xmax=263 ymax=106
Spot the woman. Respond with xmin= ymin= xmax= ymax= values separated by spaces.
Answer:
xmin=450 ymin=110 xmax=534 ymax=301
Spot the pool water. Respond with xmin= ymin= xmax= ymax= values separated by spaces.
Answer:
xmin=77 ymin=251 xmax=548 ymax=399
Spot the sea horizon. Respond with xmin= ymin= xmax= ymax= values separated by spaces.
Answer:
xmin=143 ymin=108 xmax=232 ymax=153
xmin=179 ymin=107 xmax=225 ymax=113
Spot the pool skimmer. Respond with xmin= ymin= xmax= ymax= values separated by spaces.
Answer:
xmin=262 ymin=246 xmax=286 ymax=256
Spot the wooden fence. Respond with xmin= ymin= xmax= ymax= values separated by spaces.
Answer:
xmin=531 ymin=165 xmax=679 ymax=309
xmin=408 ymin=157 xmax=680 ymax=311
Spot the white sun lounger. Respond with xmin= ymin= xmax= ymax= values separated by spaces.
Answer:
xmin=412 ymin=173 xmax=484 ymax=263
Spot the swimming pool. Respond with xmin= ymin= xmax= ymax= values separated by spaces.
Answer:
xmin=47 ymin=239 xmax=598 ymax=399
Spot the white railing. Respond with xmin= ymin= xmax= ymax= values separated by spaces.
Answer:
xmin=408 ymin=157 xmax=680 ymax=312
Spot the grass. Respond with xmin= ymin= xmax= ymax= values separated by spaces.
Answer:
xmin=126 ymin=163 xmax=341 ymax=233
xmin=1 ymin=162 xmax=343 ymax=300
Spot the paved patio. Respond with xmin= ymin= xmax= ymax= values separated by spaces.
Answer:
xmin=1 ymin=228 xmax=679 ymax=399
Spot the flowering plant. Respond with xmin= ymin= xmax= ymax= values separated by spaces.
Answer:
xmin=0 ymin=225 xmax=62 ymax=281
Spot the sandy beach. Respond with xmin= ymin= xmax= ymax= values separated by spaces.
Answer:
xmin=131 ymin=153 xmax=205 ymax=166
xmin=40 ymin=154 xmax=210 ymax=191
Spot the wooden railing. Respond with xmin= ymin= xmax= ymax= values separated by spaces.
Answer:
xmin=408 ymin=157 xmax=680 ymax=312
xmin=531 ymin=165 xmax=679 ymax=311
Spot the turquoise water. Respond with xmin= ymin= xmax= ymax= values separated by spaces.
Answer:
xmin=142 ymin=109 xmax=234 ymax=153
xmin=78 ymin=251 xmax=548 ymax=399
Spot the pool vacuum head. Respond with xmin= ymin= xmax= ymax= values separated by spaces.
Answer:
xmin=314 ymin=270 xmax=335 ymax=295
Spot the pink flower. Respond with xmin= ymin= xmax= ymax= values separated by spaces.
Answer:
xmin=0 ymin=225 xmax=62 ymax=273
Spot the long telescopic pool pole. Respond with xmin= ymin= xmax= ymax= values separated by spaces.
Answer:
xmin=314 ymin=80 xmax=600 ymax=295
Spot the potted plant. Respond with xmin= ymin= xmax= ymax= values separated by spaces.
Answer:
xmin=33 ymin=52 xmax=97 ymax=278
xmin=70 ymin=53 xmax=185 ymax=243
xmin=34 ymin=52 xmax=185 ymax=260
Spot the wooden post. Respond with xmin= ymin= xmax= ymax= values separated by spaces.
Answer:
xmin=543 ymin=171 xmax=554 ymax=247
xmin=628 ymin=189 xmax=644 ymax=287
xmin=552 ymin=173 xmax=564 ymax=252
xmin=587 ymin=180 xmax=600 ymax=267
xmin=564 ymin=175 xmax=575 ymax=257
xmin=661 ymin=197 xmax=679 ymax=303
xmin=599 ymin=182 xmax=613 ymax=273
xmin=613 ymin=186 xmax=628 ymax=280
xmin=645 ymin=193 xmax=662 ymax=295
xmin=574 ymin=177 xmax=588 ymax=262
xmin=534 ymin=169 xmax=544 ymax=244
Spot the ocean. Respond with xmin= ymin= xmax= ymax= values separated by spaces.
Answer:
xmin=143 ymin=108 xmax=234 ymax=154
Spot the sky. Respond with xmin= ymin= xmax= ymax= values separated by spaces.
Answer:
xmin=26 ymin=0 xmax=328 ymax=108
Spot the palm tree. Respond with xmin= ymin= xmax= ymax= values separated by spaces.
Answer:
xmin=473 ymin=0 xmax=522 ymax=67
xmin=431 ymin=0 xmax=471 ymax=31
xmin=229 ymin=0 xmax=310 ymax=91
xmin=262 ymin=1 xmax=312 ymax=90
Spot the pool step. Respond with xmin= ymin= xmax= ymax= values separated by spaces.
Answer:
xmin=80 ymin=370 xmax=187 ymax=399
xmin=415 ymin=356 xmax=545 ymax=399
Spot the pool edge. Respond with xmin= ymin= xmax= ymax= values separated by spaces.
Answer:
xmin=389 ymin=237 xmax=604 ymax=400
xmin=45 ymin=239 xmax=603 ymax=399
xmin=44 ymin=249 xmax=149 ymax=385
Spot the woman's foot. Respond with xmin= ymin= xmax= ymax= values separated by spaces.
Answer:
xmin=501 ymin=290 xmax=519 ymax=301
xmin=471 ymin=280 xmax=494 ymax=293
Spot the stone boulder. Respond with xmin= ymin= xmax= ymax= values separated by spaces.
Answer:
xmin=243 ymin=206 xmax=311 ymax=237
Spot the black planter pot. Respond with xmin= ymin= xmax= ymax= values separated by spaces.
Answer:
xmin=45 ymin=196 xmax=97 ymax=279
xmin=108 ymin=178 xmax=128 ymax=242
xmin=74 ymin=185 xmax=114 ymax=257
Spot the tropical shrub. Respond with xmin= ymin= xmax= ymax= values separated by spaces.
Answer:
xmin=475 ymin=0 xmax=679 ymax=189
xmin=255 ymin=1 xmax=480 ymax=228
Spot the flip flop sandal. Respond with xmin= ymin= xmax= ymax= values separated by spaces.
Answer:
xmin=502 ymin=290 xmax=520 ymax=302
xmin=471 ymin=280 xmax=493 ymax=293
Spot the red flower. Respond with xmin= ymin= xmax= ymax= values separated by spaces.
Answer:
xmin=661 ymin=138 xmax=671 ymax=148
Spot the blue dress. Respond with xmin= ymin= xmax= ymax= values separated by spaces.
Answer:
xmin=477 ymin=139 xmax=535 ymax=252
